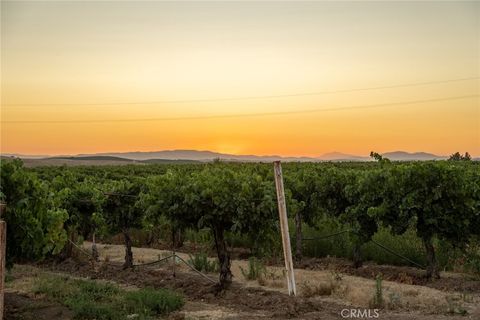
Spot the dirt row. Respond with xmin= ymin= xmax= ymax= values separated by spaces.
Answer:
xmin=33 ymin=257 xmax=477 ymax=320
xmin=105 ymin=236 xmax=480 ymax=294
xmin=297 ymin=257 xmax=480 ymax=293
xmin=39 ymin=259 xmax=334 ymax=319
xmin=33 ymin=242 xmax=479 ymax=319
xmin=5 ymin=240 xmax=480 ymax=320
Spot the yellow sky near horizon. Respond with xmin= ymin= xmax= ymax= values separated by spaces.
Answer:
xmin=1 ymin=1 xmax=479 ymax=157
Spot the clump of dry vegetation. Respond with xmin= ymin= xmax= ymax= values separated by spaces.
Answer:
xmin=300 ymin=271 xmax=344 ymax=297
xmin=239 ymin=257 xmax=285 ymax=287
xmin=445 ymin=295 xmax=468 ymax=315
xmin=98 ymin=254 xmax=110 ymax=272
xmin=257 ymin=268 xmax=284 ymax=287
xmin=300 ymin=280 xmax=335 ymax=297
xmin=386 ymin=291 xmax=402 ymax=309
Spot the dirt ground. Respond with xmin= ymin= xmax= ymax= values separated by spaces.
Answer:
xmin=88 ymin=243 xmax=480 ymax=311
xmin=4 ymin=242 xmax=480 ymax=320
xmin=297 ymin=257 xmax=480 ymax=293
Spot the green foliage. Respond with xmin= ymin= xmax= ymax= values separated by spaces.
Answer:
xmin=343 ymin=169 xmax=379 ymax=243
xmin=141 ymin=169 xmax=195 ymax=231
xmin=184 ymin=228 xmax=212 ymax=246
xmin=302 ymin=217 xmax=353 ymax=258
xmin=370 ymin=274 xmax=384 ymax=308
xmin=449 ymin=152 xmax=471 ymax=161
xmin=102 ymin=179 xmax=144 ymax=234
xmin=284 ymin=165 xmax=320 ymax=225
xmin=370 ymin=151 xmax=390 ymax=163
xmin=344 ymin=162 xmax=479 ymax=275
xmin=55 ymin=178 xmax=106 ymax=238
xmin=0 ymin=159 xmax=68 ymax=267
xmin=398 ymin=163 xmax=476 ymax=245
xmin=4 ymin=158 xmax=478 ymax=279
xmin=101 ymin=179 xmax=145 ymax=267
xmin=33 ymin=274 xmax=184 ymax=319
xmin=141 ymin=163 xmax=279 ymax=287
xmin=124 ymin=287 xmax=185 ymax=316
xmin=462 ymin=244 xmax=480 ymax=276
xmin=240 ymin=257 xmax=266 ymax=280
xmin=188 ymin=252 xmax=219 ymax=273
xmin=363 ymin=228 xmax=425 ymax=266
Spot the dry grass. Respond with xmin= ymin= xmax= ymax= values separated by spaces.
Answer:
xmin=300 ymin=280 xmax=335 ymax=297
xmin=445 ymin=295 xmax=468 ymax=315
xmin=404 ymin=288 xmax=419 ymax=297
xmin=257 ymin=267 xmax=284 ymax=287
xmin=300 ymin=271 xmax=344 ymax=297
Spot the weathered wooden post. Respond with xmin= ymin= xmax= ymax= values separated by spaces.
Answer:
xmin=273 ymin=161 xmax=296 ymax=296
xmin=0 ymin=202 xmax=6 ymax=320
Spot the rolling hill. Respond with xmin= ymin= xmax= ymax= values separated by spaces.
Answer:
xmin=2 ymin=149 xmax=462 ymax=166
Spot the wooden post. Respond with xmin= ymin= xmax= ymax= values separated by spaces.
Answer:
xmin=0 ymin=202 xmax=6 ymax=320
xmin=273 ymin=161 xmax=296 ymax=296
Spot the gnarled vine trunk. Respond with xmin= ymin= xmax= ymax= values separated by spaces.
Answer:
xmin=423 ymin=237 xmax=439 ymax=279
xmin=212 ymin=224 xmax=232 ymax=289
xmin=65 ymin=231 xmax=75 ymax=258
xmin=295 ymin=211 xmax=303 ymax=262
xmin=60 ymin=228 xmax=77 ymax=260
xmin=352 ymin=242 xmax=363 ymax=268
xmin=91 ymin=232 xmax=99 ymax=262
xmin=173 ymin=228 xmax=184 ymax=248
xmin=123 ymin=229 xmax=133 ymax=269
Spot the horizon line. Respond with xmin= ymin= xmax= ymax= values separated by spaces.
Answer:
xmin=1 ymin=149 xmax=476 ymax=159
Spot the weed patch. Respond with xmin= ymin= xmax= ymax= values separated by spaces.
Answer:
xmin=188 ymin=252 xmax=218 ymax=273
xmin=240 ymin=257 xmax=266 ymax=281
xmin=33 ymin=274 xmax=183 ymax=319
xmin=369 ymin=274 xmax=384 ymax=309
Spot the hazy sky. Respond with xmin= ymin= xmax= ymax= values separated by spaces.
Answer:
xmin=1 ymin=1 xmax=479 ymax=156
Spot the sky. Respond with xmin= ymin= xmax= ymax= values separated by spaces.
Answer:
xmin=1 ymin=1 xmax=479 ymax=157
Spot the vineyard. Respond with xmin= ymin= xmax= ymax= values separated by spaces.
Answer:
xmin=1 ymin=158 xmax=480 ymax=319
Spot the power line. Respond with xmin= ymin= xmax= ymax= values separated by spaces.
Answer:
xmin=3 ymin=77 xmax=478 ymax=107
xmin=3 ymin=94 xmax=477 ymax=124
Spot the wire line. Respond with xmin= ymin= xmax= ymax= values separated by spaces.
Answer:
xmin=3 ymin=77 xmax=478 ymax=107
xmin=3 ymin=94 xmax=477 ymax=124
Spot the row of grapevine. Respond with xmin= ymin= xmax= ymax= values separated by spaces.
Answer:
xmin=1 ymin=158 xmax=479 ymax=285
xmin=285 ymin=161 xmax=480 ymax=278
xmin=0 ymin=160 xmax=67 ymax=267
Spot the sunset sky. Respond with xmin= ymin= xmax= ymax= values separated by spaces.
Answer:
xmin=1 ymin=1 xmax=479 ymax=157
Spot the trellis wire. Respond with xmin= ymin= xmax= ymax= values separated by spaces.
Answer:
xmin=303 ymin=229 xmax=425 ymax=269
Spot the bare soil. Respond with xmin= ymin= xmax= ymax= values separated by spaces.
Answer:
xmin=5 ymin=241 xmax=480 ymax=320
xmin=298 ymin=257 xmax=480 ymax=293
xmin=38 ymin=243 xmax=480 ymax=319
xmin=39 ymin=259 xmax=335 ymax=319
xmin=106 ymin=236 xmax=480 ymax=293
xmin=36 ymin=258 xmax=479 ymax=320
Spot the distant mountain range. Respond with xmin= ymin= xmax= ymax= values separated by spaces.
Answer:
xmin=83 ymin=150 xmax=317 ymax=162
xmin=76 ymin=150 xmax=451 ymax=161
xmin=2 ymin=149 xmax=462 ymax=165
xmin=318 ymin=152 xmax=369 ymax=161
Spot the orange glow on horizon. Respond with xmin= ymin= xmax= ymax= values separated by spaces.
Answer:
xmin=1 ymin=1 xmax=479 ymax=157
